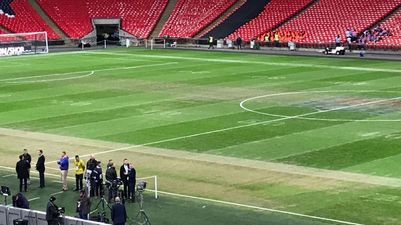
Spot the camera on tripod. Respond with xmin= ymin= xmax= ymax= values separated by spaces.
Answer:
xmin=137 ymin=180 xmax=147 ymax=192
xmin=57 ymin=207 xmax=65 ymax=214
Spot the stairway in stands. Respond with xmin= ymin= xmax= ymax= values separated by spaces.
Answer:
xmin=202 ymin=0 xmax=269 ymax=39
xmin=29 ymin=0 xmax=69 ymax=42
xmin=150 ymin=0 xmax=178 ymax=38
xmin=194 ymin=0 xmax=245 ymax=39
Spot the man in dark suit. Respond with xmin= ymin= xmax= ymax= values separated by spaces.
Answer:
xmin=111 ymin=197 xmax=127 ymax=225
xmin=16 ymin=155 xmax=29 ymax=192
xmin=36 ymin=149 xmax=45 ymax=188
xmin=127 ymin=163 xmax=136 ymax=202
xmin=119 ymin=159 xmax=129 ymax=198
xmin=21 ymin=149 xmax=31 ymax=184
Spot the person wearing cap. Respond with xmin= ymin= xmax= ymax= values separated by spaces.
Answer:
xmin=74 ymin=155 xmax=85 ymax=191
xmin=111 ymin=197 xmax=127 ymax=225
xmin=46 ymin=196 xmax=60 ymax=225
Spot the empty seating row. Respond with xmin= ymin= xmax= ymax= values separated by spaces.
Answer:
xmin=37 ymin=0 xmax=168 ymax=39
xmin=159 ymin=0 xmax=236 ymax=38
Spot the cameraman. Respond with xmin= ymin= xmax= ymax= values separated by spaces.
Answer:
xmin=46 ymin=196 xmax=60 ymax=225
xmin=12 ymin=192 xmax=29 ymax=209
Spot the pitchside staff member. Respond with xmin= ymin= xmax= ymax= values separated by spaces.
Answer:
xmin=36 ymin=149 xmax=45 ymax=188
xmin=86 ymin=155 xmax=97 ymax=197
xmin=21 ymin=149 xmax=31 ymax=184
xmin=127 ymin=163 xmax=136 ymax=201
xmin=120 ymin=159 xmax=129 ymax=198
xmin=74 ymin=155 xmax=85 ymax=191
xmin=16 ymin=155 xmax=29 ymax=192
xmin=46 ymin=196 xmax=60 ymax=225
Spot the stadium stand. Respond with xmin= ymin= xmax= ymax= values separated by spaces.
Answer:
xmin=36 ymin=0 xmax=168 ymax=39
xmin=227 ymin=0 xmax=315 ymax=42
xmin=0 ymin=0 xmax=58 ymax=39
xmin=371 ymin=10 xmax=401 ymax=46
xmin=195 ymin=0 xmax=246 ymax=39
xmin=159 ymin=0 xmax=236 ymax=38
xmin=202 ymin=0 xmax=269 ymax=39
xmin=276 ymin=0 xmax=401 ymax=44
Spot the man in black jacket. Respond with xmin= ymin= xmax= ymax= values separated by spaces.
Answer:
xmin=46 ymin=196 xmax=60 ymax=225
xmin=21 ymin=149 xmax=31 ymax=184
xmin=111 ymin=197 xmax=127 ymax=225
xmin=12 ymin=192 xmax=29 ymax=209
xmin=36 ymin=149 xmax=45 ymax=188
xmin=119 ymin=159 xmax=129 ymax=198
xmin=127 ymin=163 xmax=136 ymax=201
xmin=16 ymin=155 xmax=29 ymax=192
xmin=86 ymin=155 xmax=97 ymax=197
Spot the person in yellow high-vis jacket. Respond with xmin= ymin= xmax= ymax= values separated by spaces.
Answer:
xmin=74 ymin=155 xmax=85 ymax=191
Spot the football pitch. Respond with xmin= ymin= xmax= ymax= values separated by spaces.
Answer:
xmin=1 ymin=48 xmax=401 ymax=224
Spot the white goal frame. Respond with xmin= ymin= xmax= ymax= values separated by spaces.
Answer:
xmin=0 ymin=31 xmax=49 ymax=56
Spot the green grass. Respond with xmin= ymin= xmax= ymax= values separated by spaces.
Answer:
xmin=2 ymin=48 xmax=401 ymax=224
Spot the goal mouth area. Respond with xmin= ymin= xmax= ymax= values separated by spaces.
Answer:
xmin=0 ymin=31 xmax=49 ymax=57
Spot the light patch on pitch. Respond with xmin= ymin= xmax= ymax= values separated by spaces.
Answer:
xmin=70 ymin=102 xmax=92 ymax=106
xmin=358 ymin=132 xmax=381 ymax=137
xmin=159 ymin=111 xmax=182 ymax=116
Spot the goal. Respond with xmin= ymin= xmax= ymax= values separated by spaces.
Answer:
xmin=0 ymin=31 xmax=48 ymax=57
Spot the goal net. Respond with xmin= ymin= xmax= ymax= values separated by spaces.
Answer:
xmin=0 ymin=31 xmax=48 ymax=57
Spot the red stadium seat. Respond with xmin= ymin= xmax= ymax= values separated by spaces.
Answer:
xmin=227 ymin=0 xmax=313 ymax=41
xmin=277 ymin=0 xmax=401 ymax=43
xmin=159 ymin=0 xmax=236 ymax=38
xmin=36 ymin=0 xmax=168 ymax=39
xmin=0 ymin=0 xmax=59 ymax=39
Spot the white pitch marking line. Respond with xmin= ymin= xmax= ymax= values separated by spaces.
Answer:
xmin=2 ymin=174 xmax=15 ymax=178
xmin=28 ymin=197 xmax=40 ymax=202
xmin=0 ymin=62 xmax=178 ymax=83
xmin=0 ymin=165 xmax=362 ymax=225
xmin=44 ymin=91 xmax=401 ymax=164
xmin=155 ymin=190 xmax=364 ymax=225
xmin=5 ymin=71 xmax=95 ymax=83
xmin=240 ymin=90 xmax=401 ymax=122
xmin=87 ymin=51 xmax=401 ymax=73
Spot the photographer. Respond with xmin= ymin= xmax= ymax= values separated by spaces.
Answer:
xmin=77 ymin=190 xmax=91 ymax=220
xmin=12 ymin=192 xmax=29 ymax=209
xmin=46 ymin=196 xmax=60 ymax=225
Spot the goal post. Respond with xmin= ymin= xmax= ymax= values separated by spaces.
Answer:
xmin=0 ymin=31 xmax=49 ymax=57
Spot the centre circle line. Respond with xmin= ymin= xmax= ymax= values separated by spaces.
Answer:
xmin=240 ymin=90 xmax=401 ymax=122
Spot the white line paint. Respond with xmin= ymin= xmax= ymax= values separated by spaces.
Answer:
xmin=154 ymin=190 xmax=364 ymax=225
xmin=87 ymin=51 xmax=401 ymax=73
xmin=240 ymin=90 xmax=401 ymax=122
xmin=2 ymin=174 xmax=15 ymax=178
xmin=0 ymin=165 xmax=362 ymax=225
xmin=43 ymin=91 xmax=401 ymax=165
xmin=0 ymin=62 xmax=177 ymax=83
xmin=4 ymin=71 xmax=95 ymax=83
xmin=28 ymin=197 xmax=40 ymax=202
